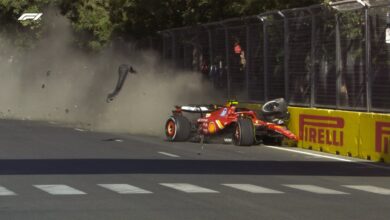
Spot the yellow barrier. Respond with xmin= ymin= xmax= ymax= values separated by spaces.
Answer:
xmin=287 ymin=107 xmax=390 ymax=163
xmin=359 ymin=113 xmax=390 ymax=162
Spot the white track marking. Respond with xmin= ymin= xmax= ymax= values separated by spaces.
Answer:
xmin=264 ymin=145 xmax=390 ymax=170
xmin=0 ymin=186 xmax=17 ymax=196
xmin=263 ymin=145 xmax=353 ymax=162
xmin=158 ymin=152 xmax=180 ymax=158
xmin=160 ymin=183 xmax=219 ymax=193
xmin=223 ymin=184 xmax=284 ymax=194
xmin=74 ymin=128 xmax=85 ymax=132
xmin=284 ymin=185 xmax=348 ymax=194
xmin=34 ymin=185 xmax=86 ymax=195
xmin=98 ymin=184 xmax=152 ymax=194
xmin=343 ymin=185 xmax=390 ymax=195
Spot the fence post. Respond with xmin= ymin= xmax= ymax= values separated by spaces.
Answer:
xmin=205 ymin=25 xmax=214 ymax=72
xmin=365 ymin=7 xmax=372 ymax=112
xmin=162 ymin=32 xmax=167 ymax=60
xmin=259 ymin=16 xmax=269 ymax=101
xmin=335 ymin=13 xmax=342 ymax=109
xmin=170 ymin=31 xmax=177 ymax=66
xmin=310 ymin=10 xmax=316 ymax=108
xmin=245 ymin=22 xmax=251 ymax=100
xmin=222 ymin=22 xmax=231 ymax=99
xmin=280 ymin=11 xmax=289 ymax=103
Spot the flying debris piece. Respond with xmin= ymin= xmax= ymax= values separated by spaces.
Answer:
xmin=106 ymin=64 xmax=137 ymax=103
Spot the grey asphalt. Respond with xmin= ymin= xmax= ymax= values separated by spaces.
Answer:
xmin=0 ymin=119 xmax=390 ymax=220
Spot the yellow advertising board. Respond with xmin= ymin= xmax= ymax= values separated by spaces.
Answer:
xmin=288 ymin=107 xmax=360 ymax=158
xmin=359 ymin=113 xmax=390 ymax=163
xmin=288 ymin=107 xmax=390 ymax=163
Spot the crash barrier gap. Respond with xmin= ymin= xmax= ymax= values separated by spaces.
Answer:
xmin=288 ymin=107 xmax=390 ymax=163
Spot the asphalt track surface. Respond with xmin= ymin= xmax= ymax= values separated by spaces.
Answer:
xmin=0 ymin=119 xmax=390 ymax=220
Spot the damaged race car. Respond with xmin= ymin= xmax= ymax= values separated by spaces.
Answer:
xmin=165 ymin=98 xmax=298 ymax=146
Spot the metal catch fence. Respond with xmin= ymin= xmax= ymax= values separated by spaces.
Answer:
xmin=157 ymin=1 xmax=390 ymax=113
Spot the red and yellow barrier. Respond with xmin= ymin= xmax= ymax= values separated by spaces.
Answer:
xmin=359 ymin=113 xmax=390 ymax=162
xmin=288 ymin=107 xmax=390 ymax=163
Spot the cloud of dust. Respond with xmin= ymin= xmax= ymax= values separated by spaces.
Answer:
xmin=0 ymin=9 xmax=221 ymax=137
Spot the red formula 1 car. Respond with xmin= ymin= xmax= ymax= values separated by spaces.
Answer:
xmin=165 ymin=98 xmax=298 ymax=146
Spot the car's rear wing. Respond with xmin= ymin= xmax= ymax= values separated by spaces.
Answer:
xmin=173 ymin=105 xmax=218 ymax=114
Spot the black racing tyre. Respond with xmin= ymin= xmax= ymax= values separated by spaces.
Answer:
xmin=233 ymin=118 xmax=255 ymax=146
xmin=261 ymin=98 xmax=287 ymax=115
xmin=165 ymin=115 xmax=191 ymax=141
xmin=262 ymin=100 xmax=280 ymax=114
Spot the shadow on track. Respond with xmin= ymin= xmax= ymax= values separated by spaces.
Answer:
xmin=0 ymin=159 xmax=389 ymax=176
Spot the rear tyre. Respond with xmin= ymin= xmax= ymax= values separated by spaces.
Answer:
xmin=165 ymin=115 xmax=191 ymax=141
xmin=233 ymin=118 xmax=255 ymax=146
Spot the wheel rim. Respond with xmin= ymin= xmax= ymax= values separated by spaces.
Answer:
xmin=166 ymin=120 xmax=176 ymax=137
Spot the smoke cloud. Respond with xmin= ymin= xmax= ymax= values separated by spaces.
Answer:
xmin=0 ymin=9 xmax=220 ymax=136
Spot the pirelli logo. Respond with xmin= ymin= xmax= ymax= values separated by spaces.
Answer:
xmin=299 ymin=114 xmax=344 ymax=146
xmin=375 ymin=122 xmax=390 ymax=154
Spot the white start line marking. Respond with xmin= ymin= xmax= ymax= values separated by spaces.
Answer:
xmin=223 ymin=184 xmax=284 ymax=194
xmin=160 ymin=183 xmax=219 ymax=193
xmin=98 ymin=184 xmax=152 ymax=194
xmin=284 ymin=185 xmax=348 ymax=195
xmin=34 ymin=185 xmax=86 ymax=195
xmin=0 ymin=186 xmax=17 ymax=196
xmin=343 ymin=185 xmax=390 ymax=195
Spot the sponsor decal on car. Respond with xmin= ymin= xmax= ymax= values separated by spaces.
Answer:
xmin=208 ymin=122 xmax=217 ymax=134
xmin=220 ymin=108 xmax=228 ymax=117
xmin=198 ymin=118 xmax=208 ymax=123
xmin=224 ymin=138 xmax=233 ymax=143
xmin=215 ymin=120 xmax=224 ymax=129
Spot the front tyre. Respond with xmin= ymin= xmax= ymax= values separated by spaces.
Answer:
xmin=233 ymin=118 xmax=255 ymax=146
xmin=165 ymin=116 xmax=191 ymax=141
